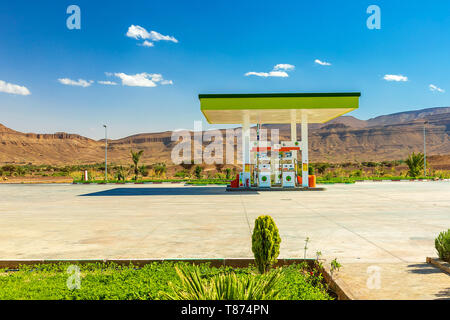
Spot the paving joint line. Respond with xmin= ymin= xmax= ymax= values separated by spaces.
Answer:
xmin=290 ymin=197 xmax=407 ymax=263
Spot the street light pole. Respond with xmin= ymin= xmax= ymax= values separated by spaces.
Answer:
xmin=103 ymin=124 xmax=107 ymax=181
xmin=423 ymin=121 xmax=427 ymax=177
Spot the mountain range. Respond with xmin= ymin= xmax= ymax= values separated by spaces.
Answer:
xmin=1 ymin=107 xmax=449 ymax=165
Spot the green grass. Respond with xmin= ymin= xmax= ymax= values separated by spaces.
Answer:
xmin=0 ymin=262 xmax=331 ymax=300
xmin=73 ymin=178 xmax=232 ymax=185
xmin=316 ymin=176 xmax=436 ymax=184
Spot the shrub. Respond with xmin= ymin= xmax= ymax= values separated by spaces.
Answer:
xmin=153 ymin=163 xmax=167 ymax=178
xmin=252 ymin=216 xmax=281 ymax=274
xmin=174 ymin=169 xmax=189 ymax=178
xmin=194 ymin=165 xmax=203 ymax=179
xmin=164 ymin=264 xmax=282 ymax=300
xmin=139 ymin=165 xmax=149 ymax=177
xmin=435 ymin=230 xmax=450 ymax=262
xmin=405 ymin=152 xmax=424 ymax=178
xmin=115 ymin=166 xmax=127 ymax=181
xmin=225 ymin=168 xmax=232 ymax=179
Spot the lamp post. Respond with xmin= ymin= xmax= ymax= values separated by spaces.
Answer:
xmin=103 ymin=124 xmax=107 ymax=181
xmin=423 ymin=121 xmax=427 ymax=177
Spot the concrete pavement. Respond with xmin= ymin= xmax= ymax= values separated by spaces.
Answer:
xmin=0 ymin=182 xmax=449 ymax=299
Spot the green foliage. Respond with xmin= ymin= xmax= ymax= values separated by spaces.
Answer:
xmin=225 ymin=168 xmax=232 ymax=179
xmin=405 ymin=152 xmax=424 ymax=178
xmin=194 ymin=165 xmax=203 ymax=179
xmin=435 ymin=230 xmax=450 ymax=262
xmin=252 ymin=216 xmax=281 ymax=274
xmin=350 ymin=169 xmax=363 ymax=178
xmin=0 ymin=262 xmax=330 ymax=300
xmin=152 ymin=163 xmax=167 ymax=178
xmin=314 ymin=163 xmax=330 ymax=175
xmin=115 ymin=166 xmax=127 ymax=181
xmin=330 ymin=258 xmax=342 ymax=274
xmin=164 ymin=264 xmax=282 ymax=300
xmin=174 ymin=169 xmax=189 ymax=178
xmin=130 ymin=149 xmax=144 ymax=180
xmin=139 ymin=165 xmax=149 ymax=177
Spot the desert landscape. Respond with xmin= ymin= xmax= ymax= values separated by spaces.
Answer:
xmin=1 ymin=106 xmax=449 ymax=167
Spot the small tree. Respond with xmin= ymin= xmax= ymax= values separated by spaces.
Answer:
xmin=252 ymin=216 xmax=281 ymax=274
xmin=435 ymin=230 xmax=450 ymax=263
xmin=139 ymin=165 xmax=149 ymax=177
xmin=405 ymin=152 xmax=424 ymax=178
xmin=194 ymin=165 xmax=203 ymax=179
xmin=153 ymin=163 xmax=167 ymax=178
xmin=225 ymin=168 xmax=232 ymax=179
xmin=130 ymin=149 xmax=144 ymax=180
xmin=115 ymin=166 xmax=127 ymax=181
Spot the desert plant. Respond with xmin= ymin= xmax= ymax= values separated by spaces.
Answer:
xmin=225 ymin=168 xmax=232 ymax=179
xmin=315 ymin=163 xmax=330 ymax=175
xmin=139 ymin=165 xmax=149 ymax=177
xmin=174 ymin=169 xmax=189 ymax=178
xmin=405 ymin=152 xmax=424 ymax=178
xmin=163 ymin=264 xmax=282 ymax=300
xmin=130 ymin=149 xmax=144 ymax=180
xmin=303 ymin=237 xmax=310 ymax=259
xmin=194 ymin=165 xmax=203 ymax=179
xmin=252 ymin=216 xmax=281 ymax=274
xmin=350 ymin=169 xmax=363 ymax=178
xmin=330 ymin=258 xmax=342 ymax=276
xmin=435 ymin=229 xmax=450 ymax=262
xmin=115 ymin=166 xmax=127 ymax=181
xmin=153 ymin=163 xmax=167 ymax=178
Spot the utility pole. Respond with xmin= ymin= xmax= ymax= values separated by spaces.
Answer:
xmin=103 ymin=124 xmax=108 ymax=181
xmin=423 ymin=121 xmax=427 ymax=177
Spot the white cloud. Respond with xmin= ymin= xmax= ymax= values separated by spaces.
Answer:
xmin=429 ymin=84 xmax=445 ymax=93
xmin=383 ymin=74 xmax=408 ymax=82
xmin=273 ymin=64 xmax=295 ymax=71
xmin=126 ymin=25 xmax=178 ymax=45
xmin=245 ymin=64 xmax=294 ymax=78
xmin=98 ymin=80 xmax=117 ymax=86
xmin=140 ymin=40 xmax=154 ymax=47
xmin=245 ymin=71 xmax=289 ymax=78
xmin=58 ymin=78 xmax=93 ymax=87
xmin=0 ymin=80 xmax=31 ymax=96
xmin=113 ymin=72 xmax=172 ymax=87
xmin=314 ymin=59 xmax=331 ymax=66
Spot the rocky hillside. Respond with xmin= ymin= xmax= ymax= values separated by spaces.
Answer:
xmin=0 ymin=107 xmax=449 ymax=165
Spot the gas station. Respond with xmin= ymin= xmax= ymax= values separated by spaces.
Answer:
xmin=199 ymin=92 xmax=360 ymax=190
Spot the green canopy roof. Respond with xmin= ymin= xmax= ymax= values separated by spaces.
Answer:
xmin=199 ymin=92 xmax=360 ymax=124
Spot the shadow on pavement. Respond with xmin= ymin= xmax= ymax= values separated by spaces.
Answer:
xmin=407 ymin=263 xmax=445 ymax=275
xmin=80 ymin=187 xmax=258 ymax=196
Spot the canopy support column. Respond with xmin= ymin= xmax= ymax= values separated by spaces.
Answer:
xmin=290 ymin=109 xmax=298 ymax=180
xmin=242 ymin=112 xmax=250 ymax=172
xmin=301 ymin=113 xmax=309 ymax=187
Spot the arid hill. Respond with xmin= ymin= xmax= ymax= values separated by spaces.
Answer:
xmin=0 ymin=107 xmax=449 ymax=166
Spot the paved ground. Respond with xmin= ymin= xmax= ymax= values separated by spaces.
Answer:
xmin=0 ymin=182 xmax=449 ymax=299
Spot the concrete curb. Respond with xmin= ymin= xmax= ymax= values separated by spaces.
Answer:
xmin=426 ymin=257 xmax=450 ymax=275
xmin=0 ymin=258 xmax=351 ymax=300
xmin=319 ymin=263 xmax=356 ymax=301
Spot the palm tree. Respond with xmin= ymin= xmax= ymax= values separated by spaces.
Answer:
xmin=405 ymin=152 xmax=424 ymax=178
xmin=130 ymin=149 xmax=144 ymax=181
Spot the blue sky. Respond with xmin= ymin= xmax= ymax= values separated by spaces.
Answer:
xmin=0 ymin=0 xmax=449 ymax=139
